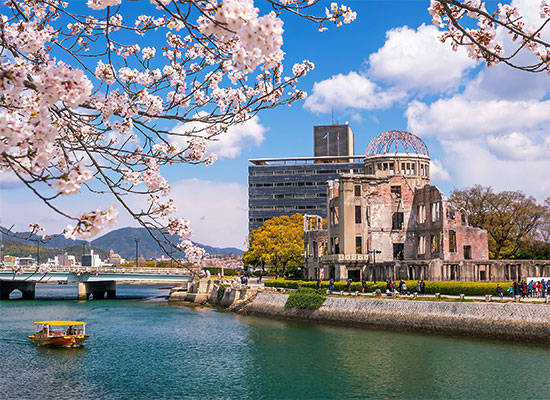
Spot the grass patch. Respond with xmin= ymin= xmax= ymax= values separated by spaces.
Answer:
xmin=285 ymin=288 xmax=327 ymax=310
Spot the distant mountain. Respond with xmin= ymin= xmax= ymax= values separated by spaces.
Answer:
xmin=89 ymin=227 xmax=243 ymax=259
xmin=1 ymin=236 xmax=109 ymax=262
xmin=0 ymin=228 xmax=86 ymax=248
xmin=1 ymin=226 xmax=242 ymax=260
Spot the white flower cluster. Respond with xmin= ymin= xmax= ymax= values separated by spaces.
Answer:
xmin=87 ymin=0 xmax=121 ymax=11
xmin=95 ymin=60 xmax=117 ymax=84
xmin=197 ymin=0 xmax=284 ymax=72
xmin=38 ymin=264 xmax=52 ymax=274
xmin=63 ymin=205 xmax=119 ymax=240
xmin=325 ymin=3 xmax=357 ymax=27
xmin=186 ymin=138 xmax=208 ymax=162
xmin=148 ymin=195 xmax=177 ymax=218
xmin=167 ymin=217 xmax=192 ymax=239
xmin=52 ymin=164 xmax=94 ymax=195
xmin=141 ymin=159 xmax=170 ymax=195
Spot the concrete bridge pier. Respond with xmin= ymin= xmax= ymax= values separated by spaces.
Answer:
xmin=0 ymin=280 xmax=36 ymax=300
xmin=78 ymin=281 xmax=116 ymax=300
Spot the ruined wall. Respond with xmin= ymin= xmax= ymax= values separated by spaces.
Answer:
xmin=304 ymin=229 xmax=328 ymax=280
xmin=364 ymin=259 xmax=550 ymax=282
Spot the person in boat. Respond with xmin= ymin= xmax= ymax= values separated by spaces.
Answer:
xmin=66 ymin=325 xmax=75 ymax=335
xmin=40 ymin=325 xmax=49 ymax=338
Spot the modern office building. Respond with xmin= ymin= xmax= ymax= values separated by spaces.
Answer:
xmin=248 ymin=124 xmax=364 ymax=231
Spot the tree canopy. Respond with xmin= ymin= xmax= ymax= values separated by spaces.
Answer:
xmin=450 ymin=185 xmax=549 ymax=259
xmin=0 ymin=0 xmax=355 ymax=271
xmin=243 ymin=213 xmax=304 ymax=278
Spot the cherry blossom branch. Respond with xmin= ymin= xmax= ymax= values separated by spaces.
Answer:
xmin=429 ymin=0 xmax=550 ymax=73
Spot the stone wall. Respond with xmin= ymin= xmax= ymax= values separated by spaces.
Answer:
xmin=239 ymin=292 xmax=550 ymax=343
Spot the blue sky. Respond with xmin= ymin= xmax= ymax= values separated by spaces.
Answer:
xmin=1 ymin=0 xmax=549 ymax=249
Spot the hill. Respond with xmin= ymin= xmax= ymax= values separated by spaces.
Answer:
xmin=2 ymin=237 xmax=109 ymax=262
xmin=1 ymin=226 xmax=242 ymax=260
xmin=89 ymin=227 xmax=243 ymax=259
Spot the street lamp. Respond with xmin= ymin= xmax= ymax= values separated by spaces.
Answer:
xmin=367 ymin=249 xmax=381 ymax=283
xmin=134 ymin=238 xmax=140 ymax=268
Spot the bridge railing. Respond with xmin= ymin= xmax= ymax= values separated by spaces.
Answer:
xmin=16 ymin=266 xmax=193 ymax=276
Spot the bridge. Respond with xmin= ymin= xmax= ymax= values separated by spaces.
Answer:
xmin=0 ymin=266 xmax=193 ymax=300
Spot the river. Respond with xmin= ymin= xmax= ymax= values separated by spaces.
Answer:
xmin=0 ymin=284 xmax=548 ymax=399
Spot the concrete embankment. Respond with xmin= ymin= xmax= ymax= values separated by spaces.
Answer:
xmin=238 ymin=292 xmax=550 ymax=343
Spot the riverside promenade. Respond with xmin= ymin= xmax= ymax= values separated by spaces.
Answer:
xmin=239 ymin=291 xmax=550 ymax=343
xmin=173 ymin=280 xmax=550 ymax=343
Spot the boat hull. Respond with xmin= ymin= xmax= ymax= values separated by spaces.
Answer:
xmin=29 ymin=335 xmax=89 ymax=347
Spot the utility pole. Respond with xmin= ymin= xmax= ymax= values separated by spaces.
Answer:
xmin=37 ymin=238 xmax=40 ymax=265
xmin=368 ymin=249 xmax=381 ymax=283
xmin=134 ymin=238 xmax=140 ymax=268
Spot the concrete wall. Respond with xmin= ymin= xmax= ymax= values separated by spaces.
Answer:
xmin=240 ymin=292 xmax=550 ymax=343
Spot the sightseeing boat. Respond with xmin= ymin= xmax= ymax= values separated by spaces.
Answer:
xmin=29 ymin=321 xmax=89 ymax=347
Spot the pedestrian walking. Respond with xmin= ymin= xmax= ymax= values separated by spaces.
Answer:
xmin=329 ymin=278 xmax=334 ymax=292
xmin=496 ymin=284 xmax=503 ymax=299
xmin=361 ymin=279 xmax=367 ymax=293
xmin=347 ymin=278 xmax=352 ymax=293
xmin=507 ymin=284 xmax=514 ymax=299
xmin=420 ymin=280 xmax=425 ymax=294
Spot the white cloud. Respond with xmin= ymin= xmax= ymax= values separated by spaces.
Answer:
xmin=440 ymin=139 xmax=550 ymax=202
xmin=406 ymin=97 xmax=550 ymax=140
xmin=169 ymin=178 xmax=247 ymax=249
xmin=172 ymin=115 xmax=266 ymax=159
xmin=430 ymin=159 xmax=451 ymax=182
xmin=512 ymin=0 xmax=550 ymax=38
xmin=462 ymin=64 xmax=550 ymax=101
xmin=304 ymin=71 xmax=406 ymax=114
xmin=368 ymin=24 xmax=478 ymax=92
xmin=0 ymin=171 xmax=22 ymax=189
xmin=0 ymin=178 xmax=248 ymax=249
xmin=486 ymin=132 xmax=550 ymax=161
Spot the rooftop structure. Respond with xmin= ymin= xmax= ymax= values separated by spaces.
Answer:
xmin=364 ymin=130 xmax=431 ymax=188
xmin=313 ymin=124 xmax=354 ymax=158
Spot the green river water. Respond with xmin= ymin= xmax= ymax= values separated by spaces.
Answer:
xmin=0 ymin=284 xmax=548 ymax=399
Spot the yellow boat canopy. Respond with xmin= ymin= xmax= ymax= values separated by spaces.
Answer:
xmin=34 ymin=321 xmax=85 ymax=326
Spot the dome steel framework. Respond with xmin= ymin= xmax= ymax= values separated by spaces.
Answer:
xmin=366 ymin=130 xmax=429 ymax=156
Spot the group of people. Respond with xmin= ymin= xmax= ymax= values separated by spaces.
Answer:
xmin=505 ymin=279 xmax=547 ymax=299
xmin=317 ymin=278 xmax=426 ymax=296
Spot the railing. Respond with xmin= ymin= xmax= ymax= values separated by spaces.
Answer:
xmin=9 ymin=266 xmax=193 ymax=275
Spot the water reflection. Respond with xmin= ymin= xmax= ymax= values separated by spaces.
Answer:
xmin=0 ymin=289 xmax=548 ymax=400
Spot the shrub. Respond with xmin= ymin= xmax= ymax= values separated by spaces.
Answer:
xmin=205 ymin=267 xmax=237 ymax=276
xmin=265 ymin=279 xmax=512 ymax=296
xmin=217 ymin=284 xmax=229 ymax=301
xmin=285 ymin=288 xmax=327 ymax=309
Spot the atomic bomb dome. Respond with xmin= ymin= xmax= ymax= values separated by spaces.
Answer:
xmin=364 ymin=130 xmax=430 ymax=188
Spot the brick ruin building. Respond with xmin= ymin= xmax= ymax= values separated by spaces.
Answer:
xmin=304 ymin=130 xmax=549 ymax=282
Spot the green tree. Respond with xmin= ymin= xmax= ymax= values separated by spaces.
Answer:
xmin=450 ymin=186 xmax=547 ymax=259
xmin=243 ymin=214 xmax=305 ymax=278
